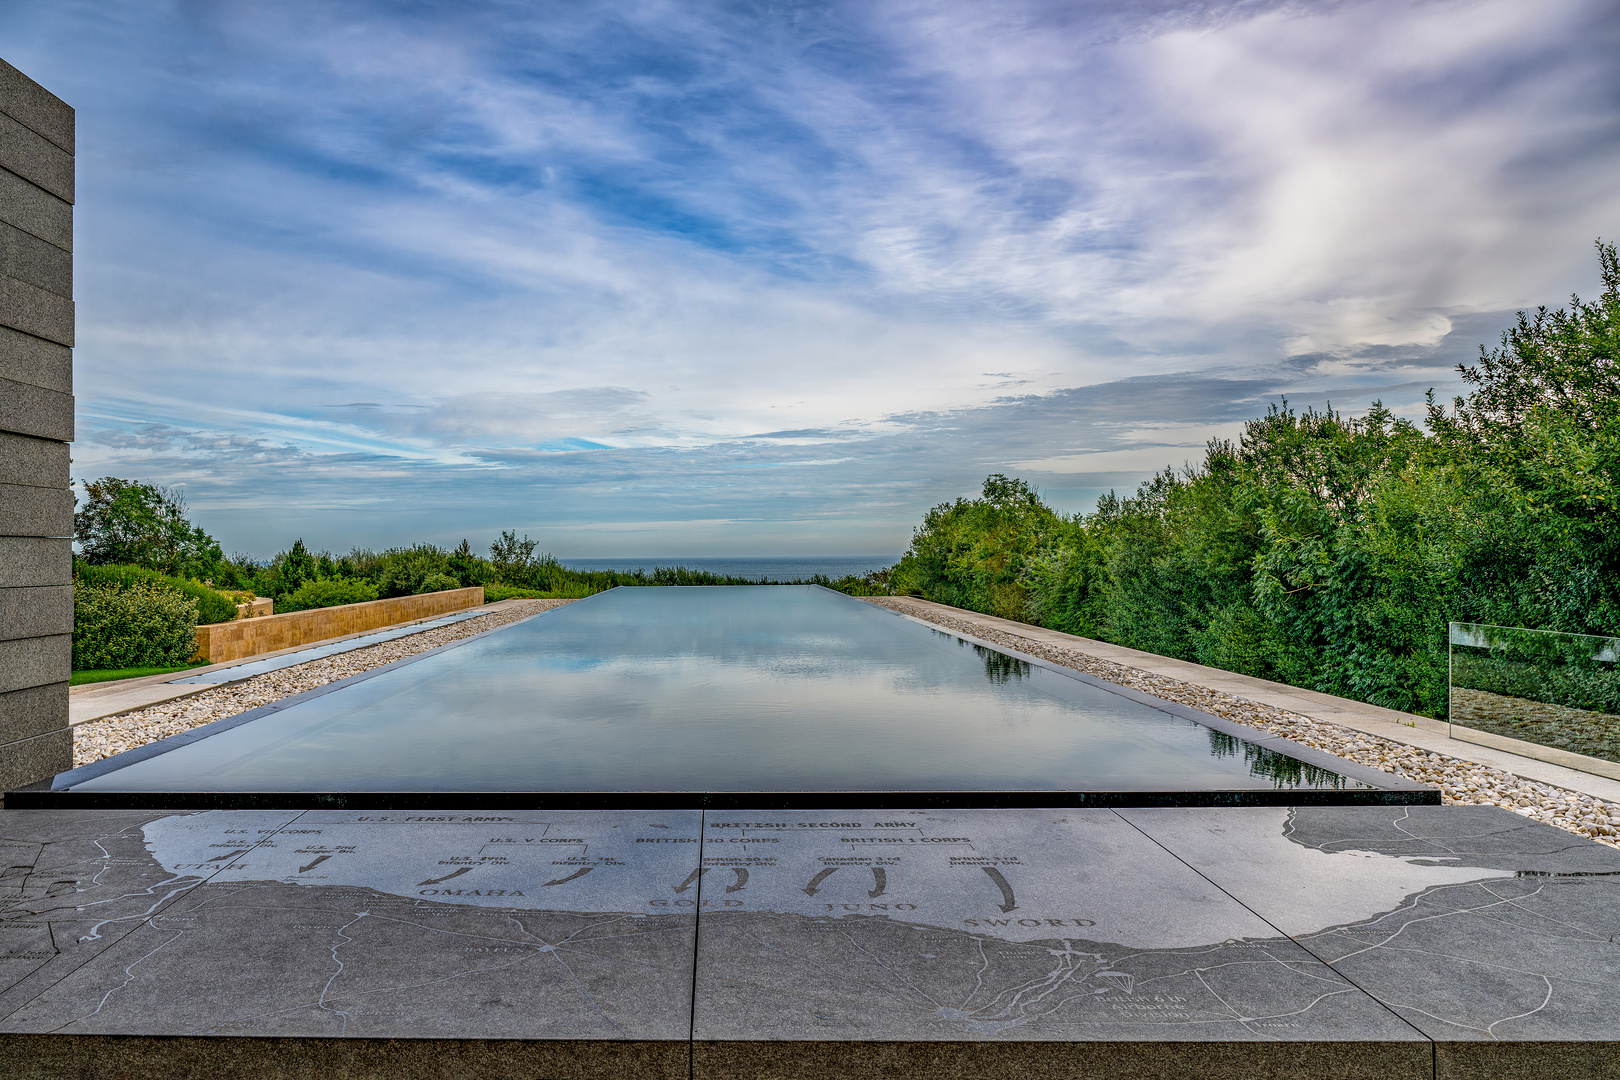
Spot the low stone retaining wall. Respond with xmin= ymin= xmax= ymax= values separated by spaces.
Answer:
xmin=193 ymin=587 xmax=484 ymax=664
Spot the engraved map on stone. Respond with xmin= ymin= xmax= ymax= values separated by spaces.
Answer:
xmin=0 ymin=810 xmax=700 ymax=1039
xmin=2 ymin=805 xmax=1617 ymax=1046
xmin=695 ymin=809 xmax=1506 ymax=945
xmin=692 ymin=809 xmax=1438 ymax=1041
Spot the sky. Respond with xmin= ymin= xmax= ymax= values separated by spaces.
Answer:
xmin=5 ymin=0 xmax=1618 ymax=559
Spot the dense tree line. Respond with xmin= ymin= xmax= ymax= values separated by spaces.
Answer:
xmin=890 ymin=241 xmax=1620 ymax=718
xmin=72 ymin=491 xmax=810 ymax=619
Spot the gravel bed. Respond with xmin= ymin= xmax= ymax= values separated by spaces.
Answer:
xmin=73 ymin=600 xmax=573 ymax=768
xmin=865 ymin=597 xmax=1620 ymax=848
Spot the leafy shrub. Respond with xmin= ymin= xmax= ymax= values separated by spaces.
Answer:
xmin=73 ymin=581 xmax=198 ymax=670
xmin=482 ymin=585 xmax=551 ymax=602
xmin=447 ymin=539 xmax=488 ymax=587
xmin=809 ymin=572 xmax=893 ymax=597
xmin=891 ymin=474 xmax=1064 ymax=620
xmin=277 ymin=577 xmax=381 ymax=613
xmin=374 ymin=545 xmax=454 ymax=598
xmin=75 ymin=562 xmax=239 ymax=625
xmin=418 ymin=572 xmax=461 ymax=594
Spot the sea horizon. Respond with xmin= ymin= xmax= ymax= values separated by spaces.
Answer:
xmin=556 ymin=555 xmax=900 ymax=582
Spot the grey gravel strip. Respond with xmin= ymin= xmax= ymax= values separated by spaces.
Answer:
xmin=72 ymin=600 xmax=573 ymax=768
xmin=864 ymin=596 xmax=1620 ymax=848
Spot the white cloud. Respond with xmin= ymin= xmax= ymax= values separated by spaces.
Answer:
xmin=5 ymin=0 xmax=1611 ymax=553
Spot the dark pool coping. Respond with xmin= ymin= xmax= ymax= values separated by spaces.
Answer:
xmin=0 ymin=789 xmax=1437 ymax=810
xmin=7 ymin=588 xmax=1436 ymax=810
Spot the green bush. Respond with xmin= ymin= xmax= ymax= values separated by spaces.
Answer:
xmin=73 ymin=581 xmax=198 ymax=670
xmin=891 ymin=474 xmax=1065 ymax=620
xmin=374 ymin=545 xmax=454 ymax=598
xmin=76 ymin=562 xmax=239 ymax=625
xmin=483 ymin=585 xmax=550 ymax=602
xmin=808 ymin=572 xmax=893 ymax=597
xmin=418 ymin=572 xmax=461 ymax=594
xmin=277 ymin=577 xmax=381 ymax=613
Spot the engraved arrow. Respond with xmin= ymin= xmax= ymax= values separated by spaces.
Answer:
xmin=297 ymin=855 xmax=331 ymax=873
xmin=868 ymin=867 xmax=887 ymax=898
xmin=543 ymin=866 xmax=593 ymax=887
xmin=206 ymin=849 xmax=249 ymax=862
xmin=982 ymin=866 xmax=1017 ymax=912
xmin=417 ymin=866 xmax=473 ymax=887
xmin=802 ymin=867 xmax=839 ymax=896
xmin=726 ymin=868 xmax=749 ymax=893
xmin=672 ymin=867 xmax=708 ymax=894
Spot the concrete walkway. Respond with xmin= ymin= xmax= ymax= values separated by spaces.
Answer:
xmin=66 ymin=598 xmax=538 ymax=727
xmin=893 ymin=597 xmax=1620 ymax=805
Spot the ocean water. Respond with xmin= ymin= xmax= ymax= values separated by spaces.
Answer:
xmin=557 ymin=555 xmax=899 ymax=582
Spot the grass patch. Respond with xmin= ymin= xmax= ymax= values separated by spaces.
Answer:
xmin=483 ymin=585 xmax=592 ymax=602
xmin=71 ymin=660 xmax=212 ymax=686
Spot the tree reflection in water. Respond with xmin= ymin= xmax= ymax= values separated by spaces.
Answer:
xmin=974 ymin=644 xmax=1031 ymax=685
xmin=1207 ymin=730 xmax=1345 ymax=788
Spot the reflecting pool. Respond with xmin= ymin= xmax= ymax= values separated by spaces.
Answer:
xmin=59 ymin=587 xmax=1385 ymax=799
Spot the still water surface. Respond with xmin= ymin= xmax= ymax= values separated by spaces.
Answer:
xmin=71 ymin=587 xmax=1362 ymax=794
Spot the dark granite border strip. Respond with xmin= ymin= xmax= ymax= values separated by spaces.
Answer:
xmin=0 ymin=788 xmax=1439 ymax=810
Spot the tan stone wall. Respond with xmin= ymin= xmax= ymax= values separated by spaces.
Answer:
xmin=194 ymin=587 xmax=484 ymax=664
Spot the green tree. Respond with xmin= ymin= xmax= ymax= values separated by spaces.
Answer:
xmin=1428 ymin=238 xmax=1620 ymax=634
xmin=74 ymin=478 xmax=223 ymax=580
xmin=282 ymin=539 xmax=318 ymax=594
xmin=891 ymin=474 xmax=1065 ymax=620
xmin=490 ymin=530 xmax=538 ymax=574
xmin=447 ymin=539 xmax=488 ymax=587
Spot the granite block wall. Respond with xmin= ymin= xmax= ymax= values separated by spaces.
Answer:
xmin=0 ymin=59 xmax=72 ymax=793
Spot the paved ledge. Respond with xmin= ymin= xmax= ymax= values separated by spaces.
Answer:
xmin=892 ymin=598 xmax=1620 ymax=806
xmin=0 ymin=805 xmax=1615 ymax=1078
xmin=66 ymin=599 xmax=541 ymax=727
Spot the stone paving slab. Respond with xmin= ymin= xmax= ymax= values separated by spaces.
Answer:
xmin=0 ymin=805 xmax=1617 ymax=1079
xmin=691 ymin=809 xmax=1424 ymax=1043
xmin=0 ymin=809 xmax=302 ymax=1020
xmin=0 ymin=809 xmax=699 ymax=1078
xmin=1122 ymin=806 xmax=1620 ymax=1077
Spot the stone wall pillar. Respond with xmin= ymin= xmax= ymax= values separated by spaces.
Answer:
xmin=0 ymin=58 xmax=74 ymax=793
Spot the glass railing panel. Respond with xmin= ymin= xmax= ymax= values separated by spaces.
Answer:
xmin=1449 ymin=621 xmax=1620 ymax=766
